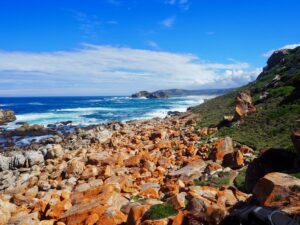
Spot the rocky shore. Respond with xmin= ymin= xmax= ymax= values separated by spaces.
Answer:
xmin=0 ymin=90 xmax=300 ymax=225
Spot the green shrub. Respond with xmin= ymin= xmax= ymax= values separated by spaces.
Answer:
xmin=269 ymin=86 xmax=295 ymax=98
xmin=234 ymin=167 xmax=247 ymax=190
xmin=146 ymin=204 xmax=178 ymax=220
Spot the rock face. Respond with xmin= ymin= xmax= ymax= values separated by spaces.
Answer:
xmin=264 ymin=49 xmax=289 ymax=72
xmin=131 ymin=91 xmax=169 ymax=99
xmin=0 ymin=109 xmax=16 ymax=125
xmin=234 ymin=91 xmax=256 ymax=119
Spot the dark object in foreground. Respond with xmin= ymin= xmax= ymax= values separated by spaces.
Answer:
xmin=222 ymin=205 xmax=300 ymax=225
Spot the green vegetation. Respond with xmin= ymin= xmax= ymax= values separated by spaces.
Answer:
xmin=234 ymin=167 xmax=247 ymax=191
xmin=194 ymin=171 xmax=230 ymax=188
xmin=146 ymin=204 xmax=178 ymax=220
xmin=192 ymin=47 xmax=300 ymax=151
xmin=290 ymin=172 xmax=300 ymax=179
xmin=273 ymin=194 xmax=283 ymax=202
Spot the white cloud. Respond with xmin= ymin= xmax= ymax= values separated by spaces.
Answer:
xmin=0 ymin=44 xmax=260 ymax=96
xmin=161 ymin=16 xmax=176 ymax=28
xmin=263 ymin=43 xmax=300 ymax=57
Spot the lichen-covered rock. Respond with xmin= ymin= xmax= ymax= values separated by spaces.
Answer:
xmin=253 ymin=172 xmax=300 ymax=206
xmin=234 ymin=91 xmax=256 ymax=119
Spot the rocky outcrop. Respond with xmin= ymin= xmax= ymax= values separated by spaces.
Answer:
xmin=7 ymin=124 xmax=55 ymax=137
xmin=131 ymin=91 xmax=169 ymax=99
xmin=0 ymin=109 xmax=16 ymax=125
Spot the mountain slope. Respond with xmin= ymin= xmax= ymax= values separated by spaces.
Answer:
xmin=191 ymin=47 xmax=300 ymax=150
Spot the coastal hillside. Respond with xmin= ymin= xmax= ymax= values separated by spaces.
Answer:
xmin=191 ymin=47 xmax=300 ymax=150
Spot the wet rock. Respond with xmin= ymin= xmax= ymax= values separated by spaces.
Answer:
xmin=8 ymin=124 xmax=55 ymax=137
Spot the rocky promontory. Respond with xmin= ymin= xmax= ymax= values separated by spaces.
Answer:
xmin=131 ymin=91 xmax=169 ymax=99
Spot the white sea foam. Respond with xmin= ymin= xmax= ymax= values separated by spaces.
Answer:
xmin=28 ymin=102 xmax=45 ymax=106
xmin=53 ymin=107 xmax=119 ymax=112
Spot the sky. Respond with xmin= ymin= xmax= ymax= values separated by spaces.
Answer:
xmin=0 ymin=0 xmax=299 ymax=96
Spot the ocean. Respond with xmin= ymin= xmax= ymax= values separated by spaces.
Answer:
xmin=0 ymin=95 xmax=216 ymax=129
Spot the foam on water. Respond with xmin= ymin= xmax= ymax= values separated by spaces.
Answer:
xmin=2 ymin=95 xmax=217 ymax=128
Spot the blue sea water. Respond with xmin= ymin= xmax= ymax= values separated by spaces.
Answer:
xmin=0 ymin=95 xmax=216 ymax=129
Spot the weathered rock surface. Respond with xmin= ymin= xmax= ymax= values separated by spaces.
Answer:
xmin=234 ymin=91 xmax=256 ymax=120
xmin=0 ymin=109 xmax=16 ymax=125
xmin=253 ymin=172 xmax=300 ymax=213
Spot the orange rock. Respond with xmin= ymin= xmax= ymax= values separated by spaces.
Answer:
xmin=127 ymin=205 xmax=151 ymax=225
xmin=170 ymin=210 xmax=184 ymax=225
xmin=210 ymin=137 xmax=234 ymax=162
xmin=124 ymin=155 xmax=141 ymax=167
xmin=66 ymin=159 xmax=85 ymax=177
xmin=141 ymin=219 xmax=169 ymax=225
xmin=155 ymin=140 xmax=171 ymax=149
xmin=139 ymin=188 xmax=160 ymax=199
xmin=253 ymin=172 xmax=300 ymax=206
xmin=97 ymin=208 xmax=127 ymax=225
xmin=235 ymin=91 xmax=256 ymax=119
xmin=166 ymin=193 xmax=186 ymax=210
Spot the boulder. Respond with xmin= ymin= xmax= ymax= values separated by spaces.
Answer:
xmin=245 ymin=148 xmax=297 ymax=192
xmin=210 ymin=137 xmax=234 ymax=163
xmin=45 ymin=144 xmax=64 ymax=159
xmin=66 ymin=159 xmax=85 ymax=178
xmin=0 ymin=155 xmax=10 ymax=171
xmin=9 ymin=154 xmax=26 ymax=169
xmin=24 ymin=151 xmax=45 ymax=167
xmin=169 ymin=159 xmax=206 ymax=177
xmin=253 ymin=172 xmax=300 ymax=206
xmin=0 ymin=109 xmax=16 ymax=125
xmin=234 ymin=91 xmax=256 ymax=119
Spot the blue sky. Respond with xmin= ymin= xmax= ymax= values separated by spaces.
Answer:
xmin=0 ymin=0 xmax=299 ymax=96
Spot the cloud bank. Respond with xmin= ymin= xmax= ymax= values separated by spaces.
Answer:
xmin=0 ymin=44 xmax=260 ymax=96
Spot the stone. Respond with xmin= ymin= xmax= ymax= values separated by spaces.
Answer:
xmin=46 ymin=144 xmax=64 ymax=159
xmin=0 ymin=155 xmax=10 ymax=171
xmin=210 ymin=137 xmax=234 ymax=163
xmin=253 ymin=172 xmax=300 ymax=206
xmin=234 ymin=91 xmax=256 ymax=119
xmin=141 ymin=219 xmax=168 ymax=225
xmin=24 ymin=151 xmax=45 ymax=167
xmin=38 ymin=180 xmax=51 ymax=191
xmin=222 ymin=150 xmax=244 ymax=169
xmin=10 ymin=154 xmax=26 ymax=169
xmin=139 ymin=187 xmax=160 ymax=199
xmin=66 ymin=159 xmax=85 ymax=177
xmin=0 ymin=109 xmax=16 ymax=125
xmin=127 ymin=205 xmax=151 ymax=225
xmin=170 ymin=159 xmax=206 ymax=177
xmin=166 ymin=192 xmax=186 ymax=210
xmin=7 ymin=212 xmax=40 ymax=225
